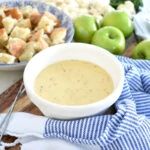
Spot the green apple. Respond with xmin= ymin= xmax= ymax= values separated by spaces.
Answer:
xmin=74 ymin=15 xmax=97 ymax=43
xmin=91 ymin=26 xmax=125 ymax=54
xmin=132 ymin=40 xmax=150 ymax=60
xmin=102 ymin=11 xmax=133 ymax=38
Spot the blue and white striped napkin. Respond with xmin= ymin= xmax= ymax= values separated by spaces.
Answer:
xmin=44 ymin=56 xmax=150 ymax=149
xmin=0 ymin=56 xmax=150 ymax=150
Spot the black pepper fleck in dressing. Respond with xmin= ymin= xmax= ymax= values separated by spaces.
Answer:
xmin=34 ymin=60 xmax=114 ymax=105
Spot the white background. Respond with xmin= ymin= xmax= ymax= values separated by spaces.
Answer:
xmin=0 ymin=70 xmax=23 ymax=94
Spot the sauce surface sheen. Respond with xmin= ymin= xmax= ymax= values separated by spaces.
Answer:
xmin=34 ymin=60 xmax=114 ymax=105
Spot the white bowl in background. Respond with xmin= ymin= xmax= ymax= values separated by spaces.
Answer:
xmin=23 ymin=43 xmax=124 ymax=119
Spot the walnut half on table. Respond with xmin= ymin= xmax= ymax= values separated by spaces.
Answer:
xmin=0 ymin=6 xmax=67 ymax=64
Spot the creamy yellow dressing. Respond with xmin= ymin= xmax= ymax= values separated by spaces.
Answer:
xmin=34 ymin=60 xmax=114 ymax=105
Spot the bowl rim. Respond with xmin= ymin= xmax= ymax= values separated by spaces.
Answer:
xmin=0 ymin=0 xmax=74 ymax=69
xmin=23 ymin=43 xmax=124 ymax=110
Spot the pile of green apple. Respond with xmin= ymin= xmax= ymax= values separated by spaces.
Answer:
xmin=74 ymin=11 xmax=133 ymax=55
xmin=74 ymin=11 xmax=150 ymax=60
xmin=74 ymin=10 xmax=150 ymax=60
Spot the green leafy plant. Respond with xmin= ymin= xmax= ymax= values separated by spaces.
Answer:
xmin=132 ymin=0 xmax=143 ymax=11
xmin=110 ymin=0 xmax=124 ymax=8
xmin=110 ymin=0 xmax=143 ymax=11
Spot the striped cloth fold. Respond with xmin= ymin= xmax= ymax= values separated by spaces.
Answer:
xmin=44 ymin=56 xmax=150 ymax=150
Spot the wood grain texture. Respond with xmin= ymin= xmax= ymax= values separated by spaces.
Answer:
xmin=0 ymin=80 xmax=43 ymax=115
xmin=0 ymin=80 xmax=43 ymax=150
xmin=0 ymin=35 xmax=136 ymax=149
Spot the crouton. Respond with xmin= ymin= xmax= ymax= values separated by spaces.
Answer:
xmin=0 ymin=48 xmax=7 ymax=53
xmin=4 ymin=8 xmax=22 ymax=20
xmin=0 ymin=53 xmax=16 ymax=64
xmin=50 ymin=27 xmax=67 ymax=44
xmin=44 ymin=11 xmax=60 ymax=27
xmin=2 ymin=16 xmax=17 ymax=34
xmin=0 ymin=8 xmax=5 ymax=17
xmin=11 ymin=26 xmax=31 ymax=41
xmin=20 ymin=6 xmax=33 ymax=18
xmin=0 ymin=16 xmax=4 ymax=28
xmin=0 ymin=8 xmax=5 ymax=28
xmin=17 ymin=18 xmax=32 ymax=28
xmin=0 ymin=28 xmax=8 ymax=45
xmin=29 ymin=29 xmax=44 ymax=41
xmin=7 ymin=37 xmax=26 ymax=58
xmin=37 ymin=15 xmax=56 ymax=34
xmin=30 ymin=10 xmax=42 ymax=27
xmin=43 ymin=34 xmax=51 ymax=45
xmin=19 ymin=42 xmax=36 ymax=61
xmin=34 ymin=38 xmax=49 ymax=52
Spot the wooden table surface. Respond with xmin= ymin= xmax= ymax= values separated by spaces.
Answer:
xmin=0 ymin=35 xmax=136 ymax=149
xmin=0 ymin=80 xmax=43 ymax=150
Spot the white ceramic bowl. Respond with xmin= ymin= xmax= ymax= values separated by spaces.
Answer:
xmin=23 ymin=43 xmax=124 ymax=119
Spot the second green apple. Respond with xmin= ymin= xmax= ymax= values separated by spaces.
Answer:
xmin=102 ymin=11 xmax=133 ymax=38
xmin=132 ymin=40 xmax=150 ymax=60
xmin=91 ymin=26 xmax=125 ymax=54
xmin=74 ymin=15 xmax=97 ymax=43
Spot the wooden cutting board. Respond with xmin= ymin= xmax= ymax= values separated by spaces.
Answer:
xmin=0 ymin=36 xmax=136 ymax=150
xmin=0 ymin=80 xmax=43 ymax=150
xmin=0 ymin=80 xmax=42 ymax=115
